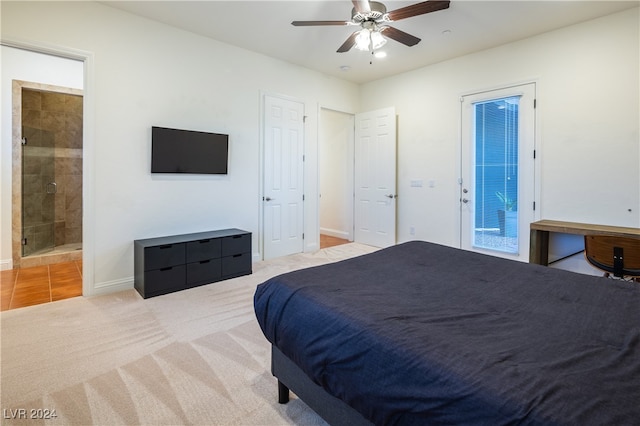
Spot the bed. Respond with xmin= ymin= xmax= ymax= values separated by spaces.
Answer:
xmin=254 ymin=241 xmax=640 ymax=425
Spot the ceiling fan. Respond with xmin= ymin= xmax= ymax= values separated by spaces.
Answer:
xmin=292 ymin=0 xmax=450 ymax=53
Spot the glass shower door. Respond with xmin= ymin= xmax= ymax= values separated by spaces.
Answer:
xmin=21 ymin=124 xmax=56 ymax=257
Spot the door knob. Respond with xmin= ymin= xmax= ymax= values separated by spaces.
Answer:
xmin=462 ymin=198 xmax=469 ymax=203
xmin=46 ymin=182 xmax=57 ymax=194
xmin=263 ymin=196 xmax=274 ymax=201
xmin=385 ymin=194 xmax=397 ymax=199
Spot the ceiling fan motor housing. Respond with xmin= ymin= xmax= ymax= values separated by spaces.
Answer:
xmin=352 ymin=1 xmax=388 ymax=23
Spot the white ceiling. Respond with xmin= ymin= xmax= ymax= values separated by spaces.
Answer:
xmin=102 ymin=1 xmax=638 ymax=84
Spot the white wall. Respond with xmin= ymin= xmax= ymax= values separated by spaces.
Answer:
xmin=0 ymin=47 xmax=84 ymax=270
xmin=1 ymin=1 xmax=359 ymax=294
xmin=3 ymin=2 xmax=638 ymax=294
xmin=360 ymin=8 xmax=639 ymax=248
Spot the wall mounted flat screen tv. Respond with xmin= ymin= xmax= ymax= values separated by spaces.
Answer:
xmin=151 ymin=126 xmax=228 ymax=174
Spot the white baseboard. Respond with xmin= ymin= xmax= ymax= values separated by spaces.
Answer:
xmin=0 ymin=258 xmax=13 ymax=271
xmin=319 ymin=228 xmax=350 ymax=240
xmin=90 ymin=276 xmax=134 ymax=296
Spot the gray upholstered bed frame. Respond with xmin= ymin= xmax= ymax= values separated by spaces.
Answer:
xmin=272 ymin=345 xmax=372 ymax=426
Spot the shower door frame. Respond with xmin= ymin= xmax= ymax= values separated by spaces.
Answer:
xmin=11 ymin=80 xmax=83 ymax=267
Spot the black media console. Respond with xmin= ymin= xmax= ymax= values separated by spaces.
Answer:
xmin=134 ymin=228 xmax=252 ymax=299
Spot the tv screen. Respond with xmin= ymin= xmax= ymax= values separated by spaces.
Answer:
xmin=151 ymin=126 xmax=228 ymax=174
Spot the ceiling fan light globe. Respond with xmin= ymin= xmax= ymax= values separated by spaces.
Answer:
xmin=355 ymin=29 xmax=371 ymax=51
xmin=371 ymin=31 xmax=387 ymax=49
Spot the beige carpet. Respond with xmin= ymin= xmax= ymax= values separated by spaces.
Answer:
xmin=0 ymin=243 xmax=378 ymax=425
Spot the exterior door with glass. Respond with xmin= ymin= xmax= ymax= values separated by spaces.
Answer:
xmin=460 ymin=84 xmax=536 ymax=261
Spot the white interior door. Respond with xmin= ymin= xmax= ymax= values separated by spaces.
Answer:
xmin=263 ymin=95 xmax=305 ymax=260
xmin=460 ymin=84 xmax=536 ymax=261
xmin=354 ymin=107 xmax=397 ymax=248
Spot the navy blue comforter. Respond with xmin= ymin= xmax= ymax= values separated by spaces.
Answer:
xmin=254 ymin=241 xmax=640 ymax=425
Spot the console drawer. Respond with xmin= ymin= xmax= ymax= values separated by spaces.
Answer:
xmin=186 ymin=238 xmax=222 ymax=263
xmin=145 ymin=243 xmax=185 ymax=270
xmin=186 ymin=258 xmax=222 ymax=286
xmin=222 ymin=252 xmax=252 ymax=277
xmin=145 ymin=265 xmax=185 ymax=295
xmin=222 ymin=233 xmax=251 ymax=256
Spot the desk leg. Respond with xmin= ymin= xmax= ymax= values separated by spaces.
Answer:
xmin=529 ymin=229 xmax=549 ymax=266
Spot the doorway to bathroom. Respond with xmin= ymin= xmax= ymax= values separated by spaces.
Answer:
xmin=12 ymin=80 xmax=83 ymax=269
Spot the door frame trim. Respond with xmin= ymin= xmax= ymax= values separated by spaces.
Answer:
xmin=2 ymin=37 xmax=95 ymax=296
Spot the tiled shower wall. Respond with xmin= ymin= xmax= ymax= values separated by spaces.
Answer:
xmin=21 ymin=89 xmax=83 ymax=255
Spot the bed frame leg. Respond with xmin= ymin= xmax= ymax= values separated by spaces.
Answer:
xmin=278 ymin=380 xmax=290 ymax=404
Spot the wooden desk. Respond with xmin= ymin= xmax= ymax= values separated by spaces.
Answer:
xmin=529 ymin=220 xmax=640 ymax=265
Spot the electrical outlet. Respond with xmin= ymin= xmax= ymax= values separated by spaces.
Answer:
xmin=410 ymin=226 xmax=415 ymax=235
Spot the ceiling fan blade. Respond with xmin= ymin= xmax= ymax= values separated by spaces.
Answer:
xmin=381 ymin=26 xmax=421 ymax=47
xmin=352 ymin=0 xmax=371 ymax=14
xmin=387 ymin=0 xmax=450 ymax=21
xmin=291 ymin=20 xmax=349 ymax=26
xmin=337 ymin=32 xmax=359 ymax=53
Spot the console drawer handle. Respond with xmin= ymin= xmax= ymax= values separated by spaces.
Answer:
xmin=232 ymin=235 xmax=242 ymax=239
xmin=200 ymin=260 xmax=210 ymax=264
xmin=233 ymin=254 xmax=242 ymax=258
xmin=160 ymin=266 xmax=173 ymax=271
xmin=160 ymin=245 xmax=172 ymax=249
xmin=199 ymin=239 xmax=210 ymax=244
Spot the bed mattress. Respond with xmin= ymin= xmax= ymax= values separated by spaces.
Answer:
xmin=254 ymin=241 xmax=640 ymax=425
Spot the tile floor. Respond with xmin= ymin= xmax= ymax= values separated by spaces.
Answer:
xmin=0 ymin=260 xmax=83 ymax=311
